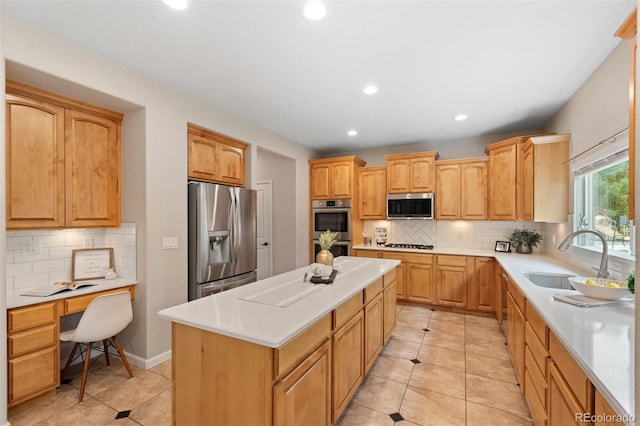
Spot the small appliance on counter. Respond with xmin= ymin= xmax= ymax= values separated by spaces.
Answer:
xmin=188 ymin=181 xmax=257 ymax=300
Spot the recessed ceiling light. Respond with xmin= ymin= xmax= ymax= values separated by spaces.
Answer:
xmin=163 ymin=0 xmax=188 ymax=10
xmin=303 ymin=2 xmax=326 ymax=20
xmin=347 ymin=130 xmax=358 ymax=137
xmin=453 ymin=114 xmax=468 ymax=121
xmin=363 ymin=85 xmax=378 ymax=95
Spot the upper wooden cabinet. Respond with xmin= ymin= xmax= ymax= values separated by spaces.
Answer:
xmin=615 ymin=9 xmax=636 ymax=221
xmin=358 ymin=166 xmax=387 ymax=219
xmin=187 ymin=124 xmax=247 ymax=187
xmin=520 ymin=134 xmax=570 ymax=223
xmin=309 ymin=156 xmax=365 ymax=200
xmin=485 ymin=137 xmax=524 ymax=221
xmin=6 ymin=81 xmax=122 ymax=230
xmin=385 ymin=151 xmax=439 ymax=193
xmin=435 ymin=158 xmax=488 ymax=220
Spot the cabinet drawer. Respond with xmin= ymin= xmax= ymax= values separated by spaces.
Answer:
xmin=381 ymin=251 xmax=433 ymax=265
xmin=8 ymin=346 xmax=58 ymax=404
xmin=525 ymin=322 xmax=548 ymax=375
xmin=507 ymin=279 xmax=525 ymax=313
xmin=436 ymin=255 xmax=467 ymax=267
xmin=524 ymin=367 xmax=548 ymax=426
xmin=549 ymin=332 xmax=593 ymax=411
xmin=364 ymin=278 xmax=383 ymax=304
xmin=333 ymin=292 xmax=363 ymax=330
xmin=526 ymin=301 xmax=548 ymax=349
xmin=383 ymin=269 xmax=396 ymax=287
xmin=275 ymin=313 xmax=331 ymax=379
xmin=8 ymin=323 xmax=57 ymax=358
xmin=525 ymin=346 xmax=548 ymax=407
xmin=64 ymin=287 xmax=135 ymax=314
xmin=354 ymin=250 xmax=381 ymax=259
xmin=8 ymin=302 xmax=57 ymax=333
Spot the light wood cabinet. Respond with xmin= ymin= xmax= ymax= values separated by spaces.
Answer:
xmin=467 ymin=257 xmax=494 ymax=312
xmin=332 ymin=310 xmax=364 ymax=422
xmin=383 ymin=280 xmax=397 ymax=343
xmin=406 ymin=262 xmax=435 ymax=304
xmin=548 ymin=363 xmax=591 ymax=425
xmin=385 ymin=151 xmax=439 ymax=193
xmin=358 ymin=166 xmax=387 ymax=219
xmin=520 ymin=135 xmax=570 ymax=222
xmin=309 ymin=156 xmax=365 ymax=200
xmin=274 ymin=340 xmax=331 ymax=426
xmin=6 ymin=81 xmax=122 ymax=230
xmin=364 ymin=292 xmax=384 ymax=373
xmin=594 ymin=389 xmax=625 ymax=426
xmin=435 ymin=255 xmax=472 ymax=308
xmin=187 ymin=124 xmax=247 ymax=187
xmin=486 ymin=137 xmax=523 ymax=221
xmin=435 ymin=158 xmax=488 ymax=220
xmin=506 ymin=280 xmax=526 ymax=385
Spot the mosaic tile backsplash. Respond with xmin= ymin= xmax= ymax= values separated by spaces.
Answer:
xmin=6 ymin=223 xmax=137 ymax=291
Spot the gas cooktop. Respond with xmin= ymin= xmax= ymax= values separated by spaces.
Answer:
xmin=384 ymin=243 xmax=434 ymax=250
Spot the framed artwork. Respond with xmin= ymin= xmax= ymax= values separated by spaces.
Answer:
xmin=72 ymin=248 xmax=114 ymax=281
xmin=494 ymin=241 xmax=511 ymax=253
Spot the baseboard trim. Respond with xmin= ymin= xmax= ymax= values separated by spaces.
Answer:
xmin=125 ymin=349 xmax=172 ymax=369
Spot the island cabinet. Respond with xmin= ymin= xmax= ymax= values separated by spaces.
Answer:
xmin=435 ymin=158 xmax=488 ymax=220
xmin=486 ymin=136 xmax=525 ymax=221
xmin=187 ymin=124 xmax=247 ymax=187
xmin=6 ymin=80 xmax=123 ymax=230
xmin=520 ymin=134 xmax=570 ymax=223
xmin=309 ymin=156 xmax=366 ymax=199
xmin=385 ymin=151 xmax=439 ymax=193
xmin=435 ymin=255 xmax=473 ymax=307
xmin=358 ymin=166 xmax=387 ymax=219
xmin=363 ymin=278 xmax=384 ymax=373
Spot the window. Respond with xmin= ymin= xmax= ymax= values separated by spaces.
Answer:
xmin=573 ymin=141 xmax=632 ymax=257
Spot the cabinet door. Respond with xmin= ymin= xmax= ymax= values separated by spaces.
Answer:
xmin=383 ymin=281 xmax=397 ymax=343
xmin=520 ymin=143 xmax=534 ymax=222
xmin=65 ymin=109 xmax=121 ymax=227
xmin=406 ymin=263 xmax=435 ymax=303
xmin=331 ymin=161 xmax=352 ymax=198
xmin=359 ymin=167 xmax=387 ymax=219
xmin=410 ymin=157 xmax=435 ymax=192
xmin=594 ymin=389 xmax=625 ymax=426
xmin=8 ymin=346 xmax=58 ymax=405
xmin=332 ymin=311 xmax=364 ymax=423
xmin=274 ymin=340 xmax=331 ymax=426
xmin=548 ymin=363 xmax=590 ymax=425
xmin=435 ymin=164 xmax=460 ymax=219
xmin=218 ymin=141 xmax=245 ymax=187
xmin=467 ymin=257 xmax=494 ymax=312
xmin=364 ymin=293 xmax=384 ymax=373
xmin=461 ymin=161 xmax=488 ymax=220
xmin=395 ymin=263 xmax=406 ymax=300
xmin=488 ymin=143 xmax=518 ymax=220
xmin=188 ymin=132 xmax=218 ymax=182
xmin=310 ymin=163 xmax=331 ymax=199
xmin=387 ymin=160 xmax=410 ymax=193
xmin=436 ymin=265 xmax=467 ymax=307
xmin=6 ymin=94 xmax=65 ymax=229
xmin=506 ymin=291 xmax=525 ymax=385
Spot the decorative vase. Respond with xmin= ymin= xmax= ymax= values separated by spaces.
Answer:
xmin=316 ymin=249 xmax=334 ymax=267
xmin=516 ymin=243 xmax=533 ymax=254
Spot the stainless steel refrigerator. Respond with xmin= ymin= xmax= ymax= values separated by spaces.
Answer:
xmin=188 ymin=181 xmax=257 ymax=300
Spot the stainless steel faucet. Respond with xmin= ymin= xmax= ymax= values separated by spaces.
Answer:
xmin=557 ymin=230 xmax=609 ymax=278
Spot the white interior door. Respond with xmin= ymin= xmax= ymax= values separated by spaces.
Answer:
xmin=256 ymin=180 xmax=273 ymax=279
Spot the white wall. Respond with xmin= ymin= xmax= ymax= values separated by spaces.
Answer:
xmin=1 ymin=13 xmax=317 ymax=367
xmin=0 ymin=6 xmax=8 ymax=426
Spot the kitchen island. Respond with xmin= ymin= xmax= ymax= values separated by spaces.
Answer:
xmin=158 ymin=256 xmax=400 ymax=425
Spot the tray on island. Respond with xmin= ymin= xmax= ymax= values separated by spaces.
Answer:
xmin=310 ymin=269 xmax=338 ymax=284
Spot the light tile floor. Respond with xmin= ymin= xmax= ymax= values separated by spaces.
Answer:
xmin=9 ymin=303 xmax=532 ymax=425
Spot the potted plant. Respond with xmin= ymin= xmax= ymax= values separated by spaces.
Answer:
xmin=317 ymin=229 xmax=338 ymax=266
xmin=510 ymin=229 xmax=543 ymax=254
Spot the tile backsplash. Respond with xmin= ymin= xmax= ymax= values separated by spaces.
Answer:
xmin=6 ymin=223 xmax=137 ymax=291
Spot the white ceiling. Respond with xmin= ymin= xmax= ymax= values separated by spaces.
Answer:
xmin=1 ymin=1 xmax=636 ymax=154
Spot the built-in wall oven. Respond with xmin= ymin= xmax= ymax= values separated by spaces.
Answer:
xmin=312 ymin=199 xmax=351 ymax=240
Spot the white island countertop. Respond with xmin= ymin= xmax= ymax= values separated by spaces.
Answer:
xmin=495 ymin=253 xmax=634 ymax=423
xmin=158 ymin=256 xmax=400 ymax=348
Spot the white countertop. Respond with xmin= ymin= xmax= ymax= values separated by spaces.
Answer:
xmin=157 ymin=256 xmax=400 ymax=348
xmin=494 ymin=252 xmax=634 ymax=422
xmin=7 ymin=278 xmax=138 ymax=309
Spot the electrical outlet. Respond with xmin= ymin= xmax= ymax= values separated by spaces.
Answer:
xmin=22 ymin=239 xmax=41 ymax=255
xmin=162 ymin=237 xmax=178 ymax=250
xmin=84 ymin=238 xmax=94 ymax=248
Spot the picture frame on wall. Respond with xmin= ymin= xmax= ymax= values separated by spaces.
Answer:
xmin=72 ymin=248 xmax=114 ymax=281
xmin=494 ymin=240 xmax=511 ymax=253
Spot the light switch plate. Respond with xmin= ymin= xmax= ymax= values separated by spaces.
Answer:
xmin=162 ymin=237 xmax=178 ymax=250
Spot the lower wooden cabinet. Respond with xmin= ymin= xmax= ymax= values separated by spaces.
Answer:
xmin=549 ymin=362 xmax=592 ymax=425
xmin=435 ymin=255 xmax=472 ymax=307
xmin=467 ymin=257 xmax=494 ymax=312
xmin=506 ymin=289 xmax=525 ymax=385
xmin=406 ymin=263 xmax=435 ymax=303
xmin=274 ymin=340 xmax=331 ymax=426
xmin=594 ymin=390 xmax=625 ymax=426
xmin=8 ymin=346 xmax=58 ymax=404
xmin=383 ymin=280 xmax=398 ymax=343
xmin=332 ymin=311 xmax=364 ymax=422
xmin=364 ymin=293 xmax=384 ymax=373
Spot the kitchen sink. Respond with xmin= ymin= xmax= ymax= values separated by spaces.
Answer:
xmin=523 ymin=272 xmax=576 ymax=290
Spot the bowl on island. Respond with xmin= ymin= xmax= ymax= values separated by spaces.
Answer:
xmin=568 ymin=277 xmax=631 ymax=300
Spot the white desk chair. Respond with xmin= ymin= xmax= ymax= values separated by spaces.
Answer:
xmin=60 ymin=290 xmax=134 ymax=402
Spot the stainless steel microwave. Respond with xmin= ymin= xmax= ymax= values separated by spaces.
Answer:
xmin=387 ymin=193 xmax=434 ymax=219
